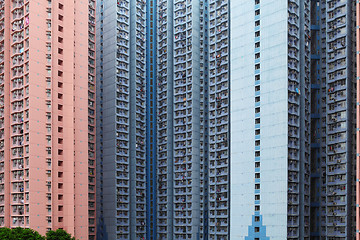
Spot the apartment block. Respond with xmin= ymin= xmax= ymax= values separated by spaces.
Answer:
xmin=97 ymin=0 xmax=230 ymax=239
xmin=310 ymin=0 xmax=357 ymax=238
xmin=97 ymin=0 xmax=358 ymax=239
xmin=230 ymin=0 xmax=311 ymax=238
xmin=96 ymin=0 xmax=146 ymax=239
xmin=0 ymin=0 xmax=96 ymax=239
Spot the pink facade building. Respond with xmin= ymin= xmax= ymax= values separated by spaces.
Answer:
xmin=0 ymin=0 xmax=96 ymax=239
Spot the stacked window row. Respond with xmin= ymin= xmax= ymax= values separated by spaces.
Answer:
xmin=322 ymin=0 xmax=355 ymax=238
xmin=0 ymin=0 xmax=5 ymax=227
xmin=132 ymin=1 xmax=147 ymax=238
xmin=318 ymin=0 xmax=329 ymax=237
xmin=44 ymin=0 xmax=52 ymax=231
xmin=9 ymin=0 xmax=30 ymax=229
xmin=156 ymin=0 xmax=172 ymax=238
xmin=303 ymin=0 xmax=311 ymax=237
xmin=252 ymin=0 xmax=262 ymax=238
xmin=208 ymin=0 xmax=229 ymax=239
xmin=172 ymin=0 xmax=202 ymax=239
xmin=114 ymin=1 xmax=131 ymax=238
xmin=198 ymin=0 xmax=208 ymax=239
xmin=88 ymin=0 xmax=96 ymax=238
xmin=287 ymin=0 xmax=311 ymax=238
xmin=114 ymin=1 xmax=147 ymax=239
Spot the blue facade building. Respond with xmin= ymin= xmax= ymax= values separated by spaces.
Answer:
xmin=310 ymin=0 xmax=357 ymax=239
xmin=96 ymin=0 xmax=147 ymax=239
xmin=96 ymin=0 xmax=357 ymax=239
xmin=230 ymin=0 xmax=311 ymax=239
xmin=96 ymin=0 xmax=230 ymax=239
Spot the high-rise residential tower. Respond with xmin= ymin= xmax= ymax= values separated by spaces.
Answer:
xmin=97 ymin=0 xmax=358 ymax=240
xmin=230 ymin=0 xmax=311 ymax=239
xmin=231 ymin=0 xmax=358 ymax=239
xmin=0 ymin=0 xmax=96 ymax=239
xmin=157 ymin=0 xmax=230 ymax=238
xmin=97 ymin=0 xmax=230 ymax=239
xmin=310 ymin=0 xmax=357 ymax=239
xmin=96 ymin=0 xmax=147 ymax=239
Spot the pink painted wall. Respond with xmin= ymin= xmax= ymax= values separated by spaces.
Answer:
xmin=0 ymin=0 xmax=95 ymax=239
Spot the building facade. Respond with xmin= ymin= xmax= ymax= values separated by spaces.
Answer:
xmin=0 ymin=0 xmax=96 ymax=239
xmin=230 ymin=0 xmax=311 ymax=239
xmin=310 ymin=0 xmax=357 ymax=239
xmin=96 ymin=0 xmax=147 ymax=239
xmin=97 ymin=0 xmax=358 ymax=240
xmin=97 ymin=0 xmax=230 ymax=239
